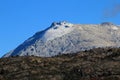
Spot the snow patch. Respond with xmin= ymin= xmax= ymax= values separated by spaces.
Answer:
xmin=111 ymin=26 xmax=118 ymax=30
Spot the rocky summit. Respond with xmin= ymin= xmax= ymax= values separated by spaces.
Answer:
xmin=3 ymin=21 xmax=120 ymax=57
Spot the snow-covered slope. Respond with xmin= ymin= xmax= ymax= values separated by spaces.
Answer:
xmin=41 ymin=21 xmax=74 ymax=41
xmin=3 ymin=21 xmax=120 ymax=57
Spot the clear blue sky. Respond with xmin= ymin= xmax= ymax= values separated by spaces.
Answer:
xmin=0 ymin=0 xmax=120 ymax=57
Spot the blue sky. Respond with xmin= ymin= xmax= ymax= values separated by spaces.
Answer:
xmin=0 ymin=0 xmax=120 ymax=57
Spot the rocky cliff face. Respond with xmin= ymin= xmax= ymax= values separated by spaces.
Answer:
xmin=3 ymin=21 xmax=120 ymax=57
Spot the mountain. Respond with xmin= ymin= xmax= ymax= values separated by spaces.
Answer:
xmin=3 ymin=21 xmax=120 ymax=57
xmin=0 ymin=47 xmax=120 ymax=80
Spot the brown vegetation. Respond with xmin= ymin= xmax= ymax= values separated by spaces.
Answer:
xmin=0 ymin=47 xmax=120 ymax=80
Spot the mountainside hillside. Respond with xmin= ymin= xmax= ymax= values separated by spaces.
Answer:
xmin=3 ymin=21 xmax=120 ymax=57
xmin=0 ymin=47 xmax=120 ymax=80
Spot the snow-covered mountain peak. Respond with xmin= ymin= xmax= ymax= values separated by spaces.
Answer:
xmin=41 ymin=21 xmax=74 ymax=41
xmin=3 ymin=22 xmax=120 ymax=58
xmin=50 ymin=21 xmax=73 ymax=28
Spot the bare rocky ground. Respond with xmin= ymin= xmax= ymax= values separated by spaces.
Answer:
xmin=0 ymin=47 xmax=120 ymax=80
